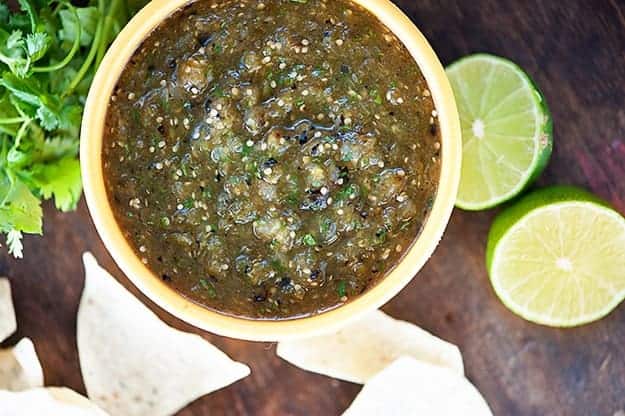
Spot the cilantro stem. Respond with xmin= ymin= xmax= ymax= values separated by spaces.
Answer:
xmin=19 ymin=0 xmax=37 ymax=32
xmin=32 ymin=3 xmax=81 ymax=73
xmin=96 ymin=0 xmax=123 ymax=66
xmin=9 ymin=97 xmax=30 ymax=120
xmin=62 ymin=0 xmax=106 ymax=97
xmin=0 ymin=126 xmax=18 ymax=136
xmin=0 ymin=118 xmax=26 ymax=125
xmin=13 ymin=119 xmax=32 ymax=149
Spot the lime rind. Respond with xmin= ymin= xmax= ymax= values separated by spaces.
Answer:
xmin=446 ymin=54 xmax=553 ymax=211
xmin=487 ymin=186 xmax=625 ymax=327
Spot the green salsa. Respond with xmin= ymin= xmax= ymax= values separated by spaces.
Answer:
xmin=103 ymin=0 xmax=441 ymax=319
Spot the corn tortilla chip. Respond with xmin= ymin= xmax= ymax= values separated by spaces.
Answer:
xmin=0 ymin=338 xmax=44 ymax=391
xmin=78 ymin=253 xmax=250 ymax=416
xmin=0 ymin=278 xmax=16 ymax=342
xmin=0 ymin=387 xmax=108 ymax=415
xmin=277 ymin=310 xmax=463 ymax=383
xmin=342 ymin=357 xmax=493 ymax=415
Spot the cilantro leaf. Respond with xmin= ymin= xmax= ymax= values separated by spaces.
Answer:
xmin=25 ymin=32 xmax=50 ymax=62
xmin=0 ymin=176 xmax=42 ymax=235
xmin=41 ymin=136 xmax=79 ymax=161
xmin=31 ymin=157 xmax=82 ymax=212
xmin=7 ymin=30 xmax=24 ymax=50
xmin=35 ymin=105 xmax=59 ymax=130
xmin=0 ymin=71 xmax=42 ymax=106
xmin=59 ymin=7 xmax=99 ymax=47
xmin=7 ymin=230 xmax=24 ymax=258
xmin=0 ymin=72 xmax=63 ymax=131
xmin=0 ymin=4 xmax=9 ymax=25
xmin=8 ymin=13 xmax=31 ymax=32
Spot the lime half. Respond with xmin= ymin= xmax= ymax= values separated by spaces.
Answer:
xmin=487 ymin=186 xmax=625 ymax=327
xmin=446 ymin=54 xmax=553 ymax=210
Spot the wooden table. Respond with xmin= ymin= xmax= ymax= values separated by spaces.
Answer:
xmin=2 ymin=1 xmax=625 ymax=415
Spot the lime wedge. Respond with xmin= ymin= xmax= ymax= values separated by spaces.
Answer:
xmin=486 ymin=186 xmax=625 ymax=327
xmin=446 ymin=54 xmax=553 ymax=210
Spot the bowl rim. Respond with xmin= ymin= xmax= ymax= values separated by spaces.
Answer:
xmin=80 ymin=0 xmax=461 ymax=341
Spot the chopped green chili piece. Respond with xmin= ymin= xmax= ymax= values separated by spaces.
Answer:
xmin=337 ymin=280 xmax=347 ymax=298
xmin=199 ymin=279 xmax=217 ymax=298
xmin=302 ymin=234 xmax=317 ymax=246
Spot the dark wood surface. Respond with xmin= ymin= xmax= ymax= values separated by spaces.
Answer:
xmin=2 ymin=1 xmax=625 ymax=415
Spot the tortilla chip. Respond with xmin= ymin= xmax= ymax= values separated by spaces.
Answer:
xmin=277 ymin=310 xmax=463 ymax=383
xmin=0 ymin=338 xmax=44 ymax=391
xmin=78 ymin=253 xmax=250 ymax=416
xmin=342 ymin=357 xmax=493 ymax=415
xmin=0 ymin=387 xmax=108 ymax=415
xmin=0 ymin=277 xmax=16 ymax=342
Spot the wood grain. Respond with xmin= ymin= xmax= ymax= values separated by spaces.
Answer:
xmin=2 ymin=1 xmax=625 ymax=415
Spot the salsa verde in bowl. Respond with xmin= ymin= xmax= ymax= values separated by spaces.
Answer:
xmin=81 ymin=0 xmax=461 ymax=340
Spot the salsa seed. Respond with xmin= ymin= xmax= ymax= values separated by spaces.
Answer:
xmin=129 ymin=198 xmax=141 ymax=209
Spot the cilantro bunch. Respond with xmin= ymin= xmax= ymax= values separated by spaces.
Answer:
xmin=0 ymin=0 xmax=146 ymax=257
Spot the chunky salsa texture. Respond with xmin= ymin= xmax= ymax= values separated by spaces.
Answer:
xmin=103 ymin=0 xmax=441 ymax=319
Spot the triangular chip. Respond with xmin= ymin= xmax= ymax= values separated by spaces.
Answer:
xmin=0 ymin=387 xmax=108 ymax=415
xmin=78 ymin=253 xmax=250 ymax=416
xmin=0 ymin=278 xmax=16 ymax=342
xmin=0 ymin=338 xmax=44 ymax=391
xmin=342 ymin=357 xmax=493 ymax=415
xmin=277 ymin=310 xmax=463 ymax=383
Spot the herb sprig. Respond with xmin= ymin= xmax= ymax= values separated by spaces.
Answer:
xmin=0 ymin=0 xmax=146 ymax=257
